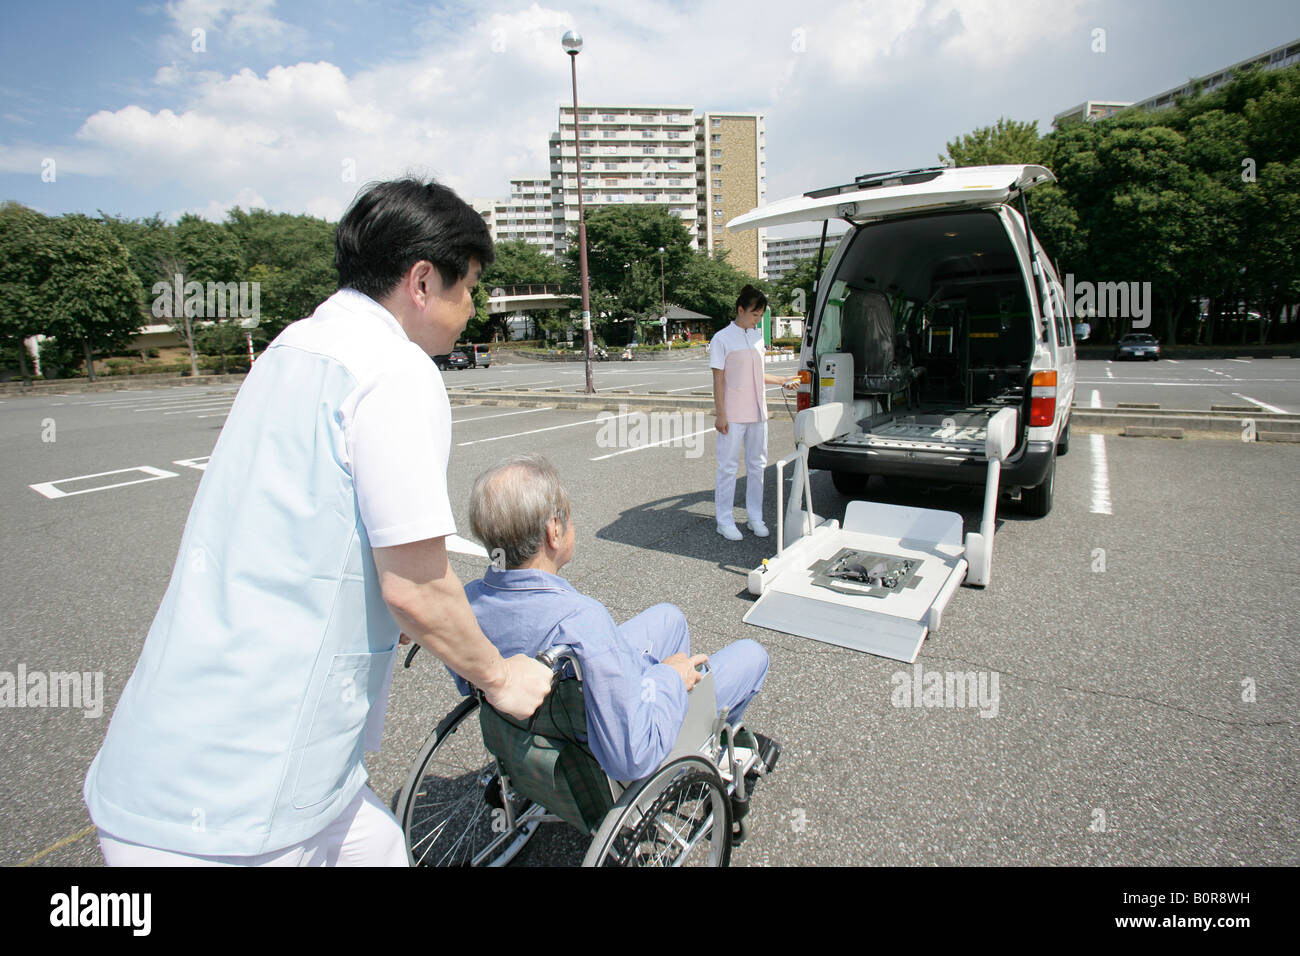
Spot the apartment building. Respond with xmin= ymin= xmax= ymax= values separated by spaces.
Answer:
xmin=548 ymin=104 xmax=701 ymax=255
xmin=493 ymin=178 xmax=555 ymax=255
xmin=764 ymin=230 xmax=849 ymax=282
xmin=1054 ymin=38 xmax=1300 ymax=127
xmin=696 ymin=111 xmax=766 ymax=278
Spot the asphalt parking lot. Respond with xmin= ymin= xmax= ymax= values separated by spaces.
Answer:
xmin=1 ymin=377 xmax=1297 ymax=866
xmin=445 ymin=354 xmax=1300 ymax=413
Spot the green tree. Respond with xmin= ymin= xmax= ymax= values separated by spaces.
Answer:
xmin=674 ymin=249 xmax=758 ymax=327
xmin=38 ymin=215 xmax=146 ymax=381
xmin=940 ymin=117 xmax=1044 ymax=167
xmin=0 ymin=203 xmax=51 ymax=382
xmin=562 ymin=205 xmax=695 ymax=338
xmin=225 ymin=207 xmax=336 ymax=337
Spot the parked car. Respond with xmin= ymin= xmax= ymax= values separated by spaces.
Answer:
xmin=433 ymin=350 xmax=470 ymax=370
xmin=728 ymin=164 xmax=1085 ymax=517
xmin=470 ymin=344 xmax=491 ymax=368
xmin=1113 ymin=333 xmax=1160 ymax=361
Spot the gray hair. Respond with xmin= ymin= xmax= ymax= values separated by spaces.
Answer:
xmin=469 ymin=454 xmax=571 ymax=569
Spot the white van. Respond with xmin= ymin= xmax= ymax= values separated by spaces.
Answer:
xmin=731 ymin=165 xmax=1084 ymax=516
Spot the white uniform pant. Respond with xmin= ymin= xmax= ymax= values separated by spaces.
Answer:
xmin=96 ymin=785 xmax=408 ymax=867
xmin=715 ymin=420 xmax=767 ymax=526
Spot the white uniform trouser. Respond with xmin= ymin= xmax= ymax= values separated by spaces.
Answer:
xmin=715 ymin=420 xmax=767 ymax=526
xmin=96 ymin=786 xmax=408 ymax=867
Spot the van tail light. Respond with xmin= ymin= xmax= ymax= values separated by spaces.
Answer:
xmin=1030 ymin=370 xmax=1057 ymax=427
xmin=797 ymin=369 xmax=812 ymax=412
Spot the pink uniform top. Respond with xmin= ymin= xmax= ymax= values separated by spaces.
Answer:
xmin=709 ymin=321 xmax=767 ymax=423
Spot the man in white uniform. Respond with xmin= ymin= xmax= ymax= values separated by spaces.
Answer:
xmin=83 ymin=179 xmax=552 ymax=866
xmin=710 ymin=285 xmax=798 ymax=540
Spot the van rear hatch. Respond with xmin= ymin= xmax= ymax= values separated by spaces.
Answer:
xmin=727 ymin=164 xmax=1055 ymax=231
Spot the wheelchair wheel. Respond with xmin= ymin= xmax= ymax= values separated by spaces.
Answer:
xmin=397 ymin=696 xmax=543 ymax=866
xmin=582 ymin=756 xmax=732 ymax=867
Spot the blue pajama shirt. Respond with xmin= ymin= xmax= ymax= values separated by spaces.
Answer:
xmin=458 ymin=567 xmax=768 ymax=782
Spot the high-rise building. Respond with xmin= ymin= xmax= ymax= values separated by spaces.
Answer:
xmin=1054 ymin=38 xmax=1300 ymax=127
xmin=696 ymin=111 xmax=766 ymax=278
xmin=548 ymin=105 xmax=701 ymax=256
xmin=492 ymin=178 xmax=555 ymax=255
xmin=764 ymin=230 xmax=850 ymax=282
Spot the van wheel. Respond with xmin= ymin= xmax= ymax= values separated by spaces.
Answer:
xmin=1056 ymin=418 xmax=1071 ymax=456
xmin=831 ymin=471 xmax=871 ymax=499
xmin=1021 ymin=453 xmax=1055 ymax=517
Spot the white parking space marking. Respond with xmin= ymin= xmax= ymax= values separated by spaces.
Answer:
xmin=131 ymin=399 xmax=237 ymax=412
xmin=1106 ymin=367 xmax=1113 ymax=379
xmin=667 ymin=383 xmax=710 ymax=393
xmin=446 ymin=534 xmax=488 ymax=558
xmin=590 ymin=426 xmax=716 ymax=461
xmin=1164 ymin=359 xmax=1179 ymax=364
xmin=594 ymin=381 xmax=655 ymax=392
xmin=1227 ymin=358 xmax=1251 ymax=363
xmin=173 ymin=457 xmax=210 ymax=471
xmin=1089 ymin=434 xmax=1113 ymax=515
xmin=30 ymin=466 xmax=179 ymax=499
xmin=452 ymin=406 xmax=555 ymax=423
xmin=1232 ymin=393 xmax=1289 ymax=415
xmin=1087 ymin=389 xmax=1112 ymax=515
xmin=196 ymin=412 xmax=230 ymax=419
xmin=164 ymin=403 xmax=236 ymax=415
xmin=456 ymin=410 xmax=634 ymax=447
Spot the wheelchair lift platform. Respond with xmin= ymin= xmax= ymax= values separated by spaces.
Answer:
xmin=743 ymin=403 xmax=1017 ymax=663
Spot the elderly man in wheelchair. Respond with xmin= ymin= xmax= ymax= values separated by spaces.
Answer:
xmin=396 ymin=453 xmax=779 ymax=866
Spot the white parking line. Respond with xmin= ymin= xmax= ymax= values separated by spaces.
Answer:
xmin=164 ymin=403 xmax=236 ymax=415
xmin=446 ymin=534 xmax=488 ymax=558
xmin=452 ymin=406 xmax=555 ymax=423
xmin=456 ymin=410 xmax=634 ymax=446
xmin=667 ymin=383 xmax=710 ymax=393
xmin=1105 ymin=367 xmax=1113 ymax=379
xmin=1231 ymin=393 xmax=1289 ymax=414
xmin=594 ymin=381 xmax=655 ymax=392
xmin=30 ymin=465 xmax=179 ymax=499
xmin=1164 ymin=359 xmax=1179 ymax=364
xmin=1089 ymin=434 xmax=1112 ymax=515
xmin=1227 ymin=358 xmax=1251 ymax=363
xmin=131 ymin=399 xmax=236 ymax=412
xmin=590 ymin=426 xmax=716 ymax=461
xmin=1088 ymin=389 xmax=1112 ymax=516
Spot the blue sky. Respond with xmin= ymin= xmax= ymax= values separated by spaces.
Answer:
xmin=2 ymin=0 xmax=1297 ymax=234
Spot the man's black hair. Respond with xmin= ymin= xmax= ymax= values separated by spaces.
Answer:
xmin=736 ymin=284 xmax=767 ymax=313
xmin=334 ymin=178 xmax=495 ymax=300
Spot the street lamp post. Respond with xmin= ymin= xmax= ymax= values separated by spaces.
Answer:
xmin=657 ymin=246 xmax=666 ymax=347
xmin=563 ymin=30 xmax=594 ymax=394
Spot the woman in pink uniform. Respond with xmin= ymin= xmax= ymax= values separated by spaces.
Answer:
xmin=710 ymin=285 xmax=799 ymax=540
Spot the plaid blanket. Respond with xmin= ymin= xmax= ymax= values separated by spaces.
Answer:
xmin=478 ymin=679 xmax=616 ymax=834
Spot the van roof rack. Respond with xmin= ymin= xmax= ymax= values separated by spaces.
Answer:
xmin=805 ymin=166 xmax=948 ymax=199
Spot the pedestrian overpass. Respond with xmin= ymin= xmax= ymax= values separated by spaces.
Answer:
xmin=487 ymin=284 xmax=578 ymax=315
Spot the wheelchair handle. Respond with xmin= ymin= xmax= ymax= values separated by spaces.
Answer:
xmin=537 ymin=644 xmax=576 ymax=672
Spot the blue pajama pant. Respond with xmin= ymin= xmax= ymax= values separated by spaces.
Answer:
xmin=616 ymin=602 xmax=769 ymax=726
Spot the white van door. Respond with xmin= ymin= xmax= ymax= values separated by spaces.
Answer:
xmin=727 ymin=165 xmax=1056 ymax=232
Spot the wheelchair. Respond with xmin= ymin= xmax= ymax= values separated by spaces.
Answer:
xmin=395 ymin=643 xmax=763 ymax=867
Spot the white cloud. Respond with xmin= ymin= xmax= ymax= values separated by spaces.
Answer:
xmin=27 ymin=0 xmax=1090 ymax=221
xmin=173 ymin=185 xmax=268 ymax=222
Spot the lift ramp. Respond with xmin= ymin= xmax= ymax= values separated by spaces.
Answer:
xmin=743 ymin=403 xmax=1017 ymax=662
